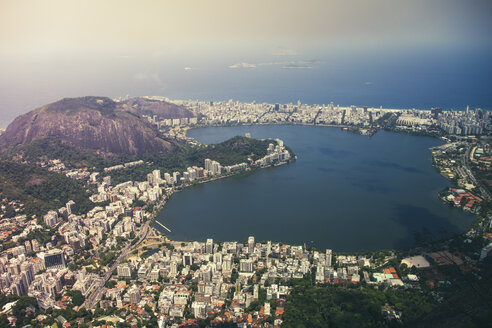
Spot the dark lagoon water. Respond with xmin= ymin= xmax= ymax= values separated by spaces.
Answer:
xmin=155 ymin=125 xmax=475 ymax=252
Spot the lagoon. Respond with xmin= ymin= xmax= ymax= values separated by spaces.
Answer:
xmin=156 ymin=125 xmax=474 ymax=252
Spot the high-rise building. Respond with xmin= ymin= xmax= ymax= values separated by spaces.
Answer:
xmin=164 ymin=172 xmax=173 ymax=185
xmin=326 ymin=249 xmax=332 ymax=267
xmin=208 ymin=161 xmax=221 ymax=175
xmin=43 ymin=210 xmax=59 ymax=228
xmin=24 ymin=240 xmax=32 ymax=254
xmin=128 ymin=286 xmax=141 ymax=304
xmin=6 ymin=262 xmax=20 ymax=275
xmin=153 ymin=170 xmax=161 ymax=185
xmin=213 ymin=252 xmax=223 ymax=264
xmin=200 ymin=266 xmax=212 ymax=282
xmin=264 ymin=302 xmax=271 ymax=316
xmin=10 ymin=278 xmax=27 ymax=296
xmin=183 ymin=171 xmax=190 ymax=182
xmin=240 ymin=259 xmax=254 ymax=273
xmin=183 ymin=253 xmax=193 ymax=266
xmin=42 ymin=250 xmax=66 ymax=270
xmin=20 ymin=262 xmax=34 ymax=285
xmin=205 ymin=158 xmax=212 ymax=172
xmin=248 ymin=236 xmax=255 ymax=254
xmin=0 ymin=273 xmax=11 ymax=290
xmin=173 ymin=172 xmax=181 ymax=185
xmin=147 ymin=173 xmax=155 ymax=186
xmin=222 ymin=255 xmax=232 ymax=272
xmin=31 ymin=240 xmax=40 ymax=252
xmin=431 ymin=107 xmax=443 ymax=119
xmin=117 ymin=263 xmax=132 ymax=278
xmin=187 ymin=167 xmax=197 ymax=181
xmin=150 ymin=269 xmax=160 ymax=282
xmin=170 ymin=261 xmax=178 ymax=275
xmin=205 ymin=239 xmax=213 ymax=254
xmin=103 ymin=176 xmax=111 ymax=186
xmin=66 ymin=200 xmax=76 ymax=215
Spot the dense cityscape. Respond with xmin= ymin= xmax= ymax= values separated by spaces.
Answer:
xmin=1 ymin=1 xmax=491 ymax=327
xmin=147 ymin=97 xmax=490 ymax=138
xmin=0 ymin=96 xmax=491 ymax=327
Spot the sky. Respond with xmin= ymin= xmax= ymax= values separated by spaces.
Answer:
xmin=1 ymin=0 xmax=491 ymax=127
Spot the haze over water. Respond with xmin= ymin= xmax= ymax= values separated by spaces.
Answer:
xmin=156 ymin=125 xmax=475 ymax=252
xmin=1 ymin=1 xmax=491 ymax=128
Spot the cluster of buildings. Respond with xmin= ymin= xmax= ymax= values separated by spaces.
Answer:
xmin=0 ymin=156 xmax=165 ymax=318
xmin=431 ymin=141 xmax=489 ymax=212
xmin=394 ymin=106 xmax=490 ymax=136
xmin=436 ymin=106 xmax=489 ymax=135
xmin=315 ymin=103 xmax=380 ymax=126
xmin=36 ymin=159 xmax=92 ymax=180
xmin=143 ymin=114 xmax=198 ymax=128
xmin=0 ymin=181 xmax=151 ymax=311
xmin=470 ymin=144 xmax=492 ymax=168
xmin=0 ymin=133 xmax=297 ymax=326
xmin=2 ymin=179 xmax=424 ymax=328
xmin=160 ymin=98 xmax=490 ymax=137
xmin=103 ymin=160 xmax=144 ymax=173
xmin=0 ymin=203 xmax=33 ymax=240
xmin=445 ymin=188 xmax=483 ymax=211
xmin=171 ymin=99 xmax=392 ymax=128
xmin=255 ymin=140 xmax=291 ymax=166
xmin=1 ymin=242 xmax=70 ymax=311
xmin=102 ymin=236 xmax=297 ymax=326
xmin=430 ymin=140 xmax=492 ymax=269
xmin=84 ymin=235 xmax=443 ymax=327
xmin=1 ymin=97 xmax=490 ymax=326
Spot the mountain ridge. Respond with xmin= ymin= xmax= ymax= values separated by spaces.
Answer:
xmin=0 ymin=96 xmax=194 ymax=156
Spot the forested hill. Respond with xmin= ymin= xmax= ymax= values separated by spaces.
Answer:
xmin=0 ymin=161 xmax=92 ymax=219
xmin=107 ymin=136 xmax=279 ymax=185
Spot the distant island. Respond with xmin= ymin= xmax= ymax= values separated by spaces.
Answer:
xmin=0 ymin=96 xmax=491 ymax=328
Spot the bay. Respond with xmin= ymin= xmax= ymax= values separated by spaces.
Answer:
xmin=155 ymin=125 xmax=475 ymax=252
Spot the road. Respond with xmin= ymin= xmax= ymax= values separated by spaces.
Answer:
xmin=464 ymin=145 xmax=491 ymax=201
xmin=81 ymin=220 xmax=151 ymax=309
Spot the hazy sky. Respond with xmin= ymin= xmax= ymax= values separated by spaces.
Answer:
xmin=2 ymin=0 xmax=491 ymax=53
xmin=1 ymin=0 xmax=491 ymax=127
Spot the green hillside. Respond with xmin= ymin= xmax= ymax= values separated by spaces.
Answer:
xmin=0 ymin=160 xmax=93 ymax=219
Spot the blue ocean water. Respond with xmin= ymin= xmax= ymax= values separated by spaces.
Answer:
xmin=1 ymin=47 xmax=491 ymax=128
xmin=156 ymin=125 xmax=475 ymax=251
xmin=164 ymin=47 xmax=492 ymax=111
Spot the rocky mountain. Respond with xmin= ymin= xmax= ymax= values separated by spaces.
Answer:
xmin=0 ymin=96 xmax=192 ymax=156
xmin=123 ymin=97 xmax=194 ymax=118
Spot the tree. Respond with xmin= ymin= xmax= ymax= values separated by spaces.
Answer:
xmin=68 ymin=290 xmax=85 ymax=306
xmin=105 ymin=280 xmax=117 ymax=289
xmin=0 ymin=315 xmax=10 ymax=328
